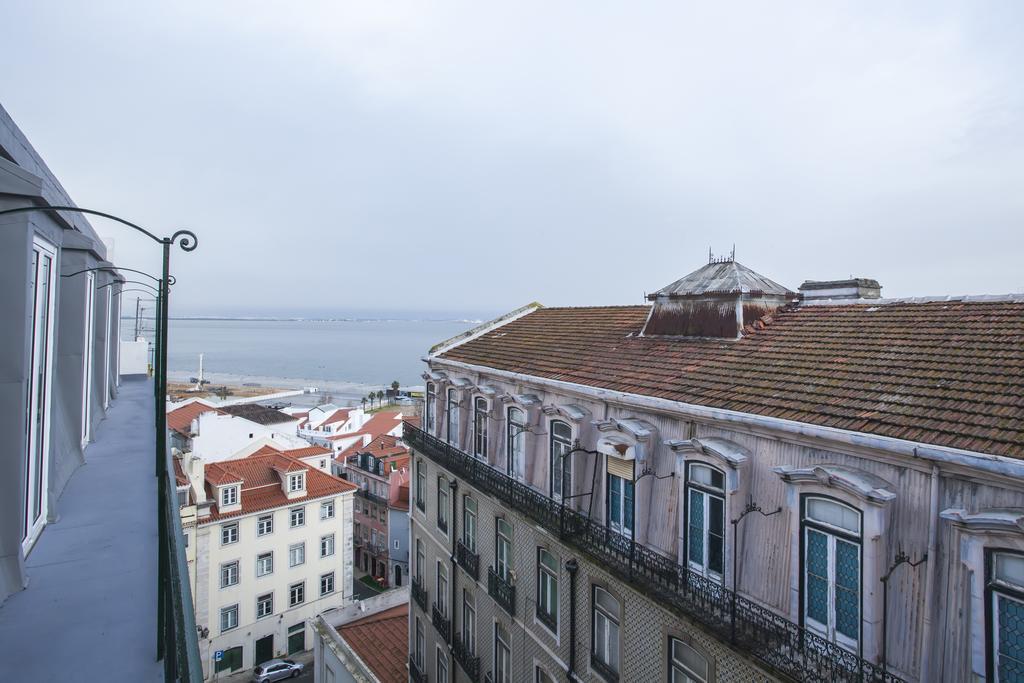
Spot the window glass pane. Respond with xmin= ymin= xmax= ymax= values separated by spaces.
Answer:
xmin=623 ymin=479 xmax=634 ymax=532
xmin=609 ymin=476 xmax=621 ymax=526
xmin=997 ymin=554 xmax=1024 ymax=588
xmin=708 ymin=496 xmax=724 ymax=575
xmin=690 ymin=464 xmax=713 ymax=487
xmin=671 ymin=638 xmax=709 ymax=681
xmin=687 ymin=490 xmax=704 ymax=566
xmin=594 ymin=587 xmax=618 ymax=617
xmin=997 ymin=594 xmax=1024 ymax=680
xmin=834 ymin=539 xmax=859 ymax=639
xmin=805 ymin=529 xmax=829 ymax=626
xmin=807 ymin=498 xmax=859 ymax=533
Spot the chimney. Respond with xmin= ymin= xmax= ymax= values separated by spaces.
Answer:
xmin=798 ymin=278 xmax=881 ymax=301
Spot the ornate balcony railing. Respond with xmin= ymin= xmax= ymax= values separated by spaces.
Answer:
xmin=431 ymin=602 xmax=451 ymax=643
xmin=456 ymin=539 xmax=480 ymax=581
xmin=487 ymin=566 xmax=516 ymax=617
xmin=409 ymin=655 xmax=428 ymax=683
xmin=411 ymin=576 xmax=429 ymax=613
xmin=453 ymin=632 xmax=481 ymax=683
xmin=590 ymin=653 xmax=620 ymax=683
xmin=405 ymin=423 xmax=904 ymax=683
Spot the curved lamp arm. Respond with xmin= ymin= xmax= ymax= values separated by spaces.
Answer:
xmin=62 ymin=266 xmax=175 ymax=286
xmin=0 ymin=205 xmax=197 ymax=251
xmin=98 ymin=279 xmax=160 ymax=293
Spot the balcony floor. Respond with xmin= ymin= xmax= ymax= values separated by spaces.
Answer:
xmin=0 ymin=377 xmax=162 ymax=681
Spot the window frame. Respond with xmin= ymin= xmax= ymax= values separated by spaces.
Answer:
xmin=426 ymin=382 xmax=436 ymax=434
xmin=496 ymin=517 xmax=513 ymax=582
xmin=463 ymin=495 xmax=478 ymax=552
xmin=321 ymin=533 xmax=335 ymax=558
xmin=287 ymin=472 xmax=305 ymax=492
xmin=591 ymin=585 xmax=621 ymax=677
xmin=256 ymin=592 xmax=274 ymax=619
xmin=668 ymin=636 xmax=710 ymax=683
xmin=257 ymin=513 xmax=273 ymax=536
xmin=289 ymin=542 xmax=306 ymax=568
xmin=220 ymin=560 xmax=239 ymax=588
xmin=221 ymin=522 xmax=239 ymax=546
xmin=221 ymin=485 xmax=238 ymax=507
xmin=256 ymin=551 xmax=274 ymax=577
xmin=536 ymin=547 xmax=559 ymax=634
xmin=320 ymin=500 xmax=335 ymax=520
xmin=437 ymin=476 xmax=449 ymax=534
xmin=799 ymin=494 xmax=863 ymax=651
xmin=447 ymin=388 xmax=460 ymax=446
xmin=220 ymin=604 xmax=239 ymax=632
xmin=684 ymin=462 xmax=726 ymax=580
xmin=462 ymin=589 xmax=477 ymax=654
xmin=507 ymin=407 xmax=526 ymax=480
xmin=289 ymin=581 xmax=305 ymax=607
xmin=985 ymin=548 xmax=1024 ymax=681
xmin=549 ymin=420 xmax=573 ymax=502
xmin=494 ymin=621 xmax=511 ymax=683
xmin=606 ymin=472 xmax=635 ymax=539
xmin=290 ymin=506 xmax=305 ymax=528
xmin=437 ymin=560 xmax=449 ymax=616
xmin=320 ymin=571 xmax=336 ymax=596
xmin=473 ymin=396 xmax=489 ymax=459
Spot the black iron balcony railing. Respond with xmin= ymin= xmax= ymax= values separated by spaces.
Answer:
xmin=411 ymin=576 xmax=429 ymax=613
xmin=590 ymin=653 xmax=620 ymax=683
xmin=431 ymin=602 xmax=451 ymax=642
xmin=405 ymin=423 xmax=904 ymax=683
xmin=456 ymin=539 xmax=480 ymax=581
xmin=487 ymin=566 xmax=516 ymax=616
xmin=409 ymin=655 xmax=428 ymax=683
xmin=160 ymin=449 xmax=204 ymax=682
xmin=356 ymin=487 xmax=389 ymax=506
xmin=453 ymin=632 xmax=481 ymax=683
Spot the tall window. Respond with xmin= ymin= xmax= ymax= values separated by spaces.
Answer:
xmin=438 ymin=476 xmax=449 ymax=533
xmin=289 ymin=542 xmax=305 ymax=567
xmin=257 ymin=514 xmax=273 ymax=536
xmin=686 ymin=463 xmax=725 ymax=579
xmin=592 ymin=586 xmax=621 ymax=678
xmin=437 ymin=561 xmax=449 ymax=616
xmin=415 ymin=617 xmax=425 ymax=669
xmin=289 ymin=581 xmax=305 ymax=606
xmin=256 ymin=552 xmax=273 ymax=577
xmin=220 ymin=604 xmax=238 ymax=632
xmin=507 ymin=407 xmax=526 ymax=480
xmin=256 ymin=593 xmax=274 ymax=619
xmin=494 ymin=622 xmax=511 ymax=683
xmin=320 ymin=500 xmax=335 ymax=519
xmin=462 ymin=589 xmax=476 ymax=654
xmin=416 ymin=538 xmax=425 ymax=583
xmin=25 ymin=237 xmax=57 ymax=549
xmin=221 ymin=561 xmax=239 ymax=588
xmin=550 ymin=421 xmax=572 ymax=502
xmin=463 ymin=495 xmax=477 ymax=552
xmin=473 ymin=397 xmax=489 ymax=459
xmin=415 ymin=459 xmax=426 ymax=512
xmin=221 ymin=522 xmax=239 ymax=545
xmin=607 ymin=472 xmax=634 ymax=538
xmin=321 ymin=534 xmax=335 ymax=557
xmin=447 ymin=389 xmax=460 ymax=446
xmin=436 ymin=648 xmax=449 ymax=683
xmin=803 ymin=496 xmax=861 ymax=649
xmin=669 ymin=637 xmax=709 ymax=683
xmin=496 ymin=518 xmax=513 ymax=582
xmin=290 ymin=507 xmax=305 ymax=527
xmin=989 ymin=551 xmax=1024 ymax=680
xmin=80 ymin=271 xmax=95 ymax=446
xmin=320 ymin=572 xmax=335 ymax=596
xmin=426 ymin=382 xmax=436 ymax=434
xmin=537 ymin=548 xmax=559 ymax=632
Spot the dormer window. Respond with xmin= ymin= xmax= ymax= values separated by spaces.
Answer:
xmin=288 ymin=473 xmax=305 ymax=493
xmin=222 ymin=485 xmax=239 ymax=507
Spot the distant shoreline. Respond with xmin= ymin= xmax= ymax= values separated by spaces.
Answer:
xmin=124 ymin=316 xmax=484 ymax=324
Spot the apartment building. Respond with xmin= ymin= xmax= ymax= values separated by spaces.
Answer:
xmin=0 ymin=102 xmax=201 ymax=679
xmin=407 ymin=258 xmax=1024 ymax=683
xmin=344 ymin=434 xmax=411 ymax=586
xmin=180 ymin=451 xmax=357 ymax=678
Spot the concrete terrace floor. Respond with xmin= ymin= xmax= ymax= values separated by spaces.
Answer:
xmin=0 ymin=377 xmax=162 ymax=682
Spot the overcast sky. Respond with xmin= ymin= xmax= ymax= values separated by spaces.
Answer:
xmin=2 ymin=1 xmax=1022 ymax=317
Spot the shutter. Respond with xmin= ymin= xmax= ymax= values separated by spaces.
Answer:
xmin=606 ymin=456 xmax=634 ymax=481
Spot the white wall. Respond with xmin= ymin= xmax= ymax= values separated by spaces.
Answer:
xmin=193 ymin=413 xmax=299 ymax=462
xmin=119 ymin=339 xmax=149 ymax=376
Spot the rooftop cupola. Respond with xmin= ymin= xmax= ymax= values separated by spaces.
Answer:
xmin=642 ymin=255 xmax=795 ymax=339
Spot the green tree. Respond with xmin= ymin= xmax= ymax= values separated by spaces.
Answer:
xmin=360 ymin=397 xmax=367 ymax=411
xmin=376 ymin=389 xmax=385 ymax=406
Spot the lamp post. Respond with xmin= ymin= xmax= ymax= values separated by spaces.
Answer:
xmin=729 ymin=496 xmax=782 ymax=643
xmin=631 ymin=465 xmax=674 ymax=579
xmin=0 ymin=205 xmax=196 ymax=677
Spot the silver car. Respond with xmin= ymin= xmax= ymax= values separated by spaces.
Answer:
xmin=252 ymin=659 xmax=303 ymax=682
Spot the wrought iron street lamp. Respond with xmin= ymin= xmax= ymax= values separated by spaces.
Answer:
xmin=729 ymin=496 xmax=782 ymax=642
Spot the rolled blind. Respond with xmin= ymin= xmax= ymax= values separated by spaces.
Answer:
xmin=606 ymin=455 xmax=634 ymax=481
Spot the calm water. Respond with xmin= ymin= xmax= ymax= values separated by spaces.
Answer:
xmin=153 ymin=318 xmax=477 ymax=401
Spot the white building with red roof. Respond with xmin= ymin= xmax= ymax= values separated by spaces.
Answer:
xmin=177 ymin=451 xmax=356 ymax=678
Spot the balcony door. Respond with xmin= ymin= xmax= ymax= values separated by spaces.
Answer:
xmin=802 ymin=496 xmax=861 ymax=650
xmin=24 ymin=237 xmax=57 ymax=553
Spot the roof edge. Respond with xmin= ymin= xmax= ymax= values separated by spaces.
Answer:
xmin=429 ymin=356 xmax=1024 ymax=477
xmin=798 ymin=293 xmax=1024 ymax=306
xmin=428 ymin=302 xmax=543 ymax=357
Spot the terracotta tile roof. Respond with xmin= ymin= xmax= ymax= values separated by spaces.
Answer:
xmin=439 ymin=300 xmax=1024 ymax=459
xmin=247 ymin=444 xmax=333 ymax=460
xmin=204 ymin=462 xmax=243 ymax=487
xmin=322 ymin=408 xmax=353 ymax=425
xmin=173 ymin=457 xmax=189 ymax=486
xmin=167 ymin=401 xmax=224 ymax=436
xmin=338 ymin=603 xmax=409 ymax=683
xmin=354 ymin=434 xmax=409 ymax=459
xmin=202 ymin=453 xmax=356 ymax=523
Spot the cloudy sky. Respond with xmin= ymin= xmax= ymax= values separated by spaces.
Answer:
xmin=2 ymin=1 xmax=1022 ymax=317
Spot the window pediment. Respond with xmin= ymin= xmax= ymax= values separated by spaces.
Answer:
xmin=541 ymin=403 xmax=588 ymax=421
xmin=773 ymin=464 xmax=895 ymax=504
xmin=666 ymin=437 xmax=750 ymax=471
xmin=499 ymin=392 xmax=542 ymax=407
xmin=941 ymin=507 xmax=1024 ymax=534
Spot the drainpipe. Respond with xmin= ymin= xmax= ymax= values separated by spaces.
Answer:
xmin=449 ymin=478 xmax=458 ymax=683
xmin=565 ymin=558 xmax=579 ymax=682
xmin=918 ymin=464 xmax=940 ymax=680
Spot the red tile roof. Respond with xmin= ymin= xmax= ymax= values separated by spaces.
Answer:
xmin=322 ymin=408 xmax=353 ymax=425
xmin=167 ymin=401 xmax=224 ymax=436
xmin=338 ymin=603 xmax=409 ymax=683
xmin=355 ymin=434 xmax=409 ymax=459
xmin=173 ymin=457 xmax=189 ymax=486
xmin=247 ymin=444 xmax=333 ymax=460
xmin=202 ymin=453 xmax=355 ymax=523
xmin=439 ymin=300 xmax=1024 ymax=459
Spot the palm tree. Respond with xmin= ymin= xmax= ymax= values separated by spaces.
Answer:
xmin=360 ymin=397 xmax=367 ymax=411
xmin=376 ymin=389 xmax=385 ymax=406
xmin=366 ymin=393 xmax=375 ymax=410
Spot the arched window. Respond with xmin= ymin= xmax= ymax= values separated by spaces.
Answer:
xmin=425 ymin=382 xmax=436 ymax=434
xmin=507 ymin=407 xmax=526 ymax=480
xmin=669 ymin=637 xmax=709 ymax=682
xmin=447 ymin=389 xmax=460 ymax=447
xmin=686 ymin=462 xmax=725 ymax=579
xmin=473 ymin=397 xmax=489 ymax=459
xmin=550 ymin=421 xmax=573 ymax=502
xmin=802 ymin=496 xmax=861 ymax=649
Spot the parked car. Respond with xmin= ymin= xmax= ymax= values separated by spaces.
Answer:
xmin=252 ymin=659 xmax=303 ymax=682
